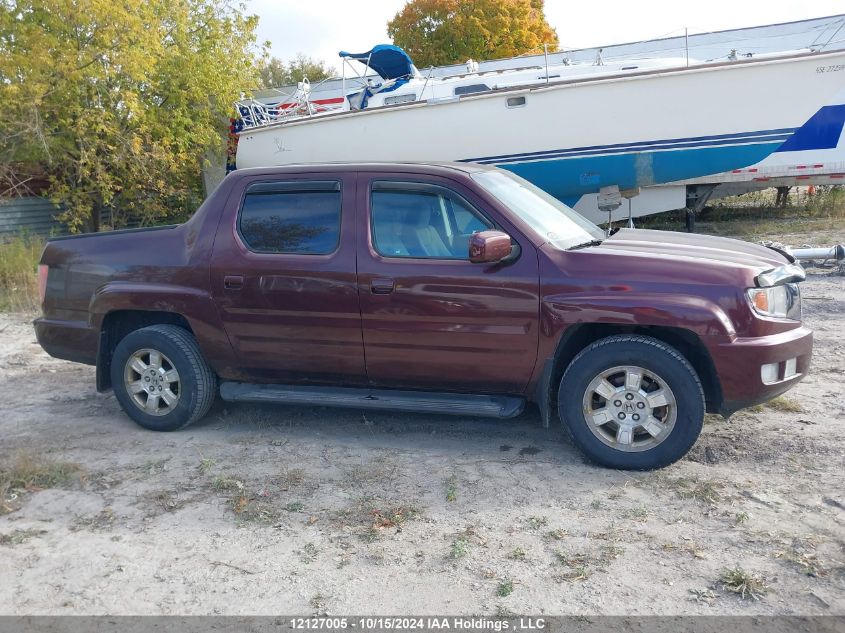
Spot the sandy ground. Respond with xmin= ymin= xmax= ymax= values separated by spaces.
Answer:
xmin=0 ymin=228 xmax=843 ymax=616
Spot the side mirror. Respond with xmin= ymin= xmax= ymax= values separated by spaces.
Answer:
xmin=469 ymin=230 xmax=512 ymax=264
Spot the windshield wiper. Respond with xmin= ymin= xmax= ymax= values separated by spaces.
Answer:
xmin=566 ymin=239 xmax=604 ymax=251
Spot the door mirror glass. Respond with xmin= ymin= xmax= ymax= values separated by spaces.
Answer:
xmin=469 ymin=230 xmax=512 ymax=263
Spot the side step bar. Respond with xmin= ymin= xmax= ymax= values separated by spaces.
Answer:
xmin=219 ymin=382 xmax=525 ymax=419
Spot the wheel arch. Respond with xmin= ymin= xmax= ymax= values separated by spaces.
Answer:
xmin=540 ymin=323 xmax=722 ymax=421
xmin=96 ymin=310 xmax=195 ymax=392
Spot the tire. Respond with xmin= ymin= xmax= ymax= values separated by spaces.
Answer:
xmin=110 ymin=324 xmax=216 ymax=432
xmin=558 ymin=334 xmax=704 ymax=470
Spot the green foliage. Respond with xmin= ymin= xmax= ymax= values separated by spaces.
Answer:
xmin=449 ymin=538 xmax=469 ymax=559
xmin=0 ymin=0 xmax=262 ymax=232
xmin=1 ymin=451 xmax=81 ymax=513
xmin=387 ymin=0 xmax=559 ymax=68
xmin=496 ymin=578 xmax=514 ymax=597
xmin=0 ymin=234 xmax=42 ymax=311
xmin=257 ymin=53 xmax=334 ymax=89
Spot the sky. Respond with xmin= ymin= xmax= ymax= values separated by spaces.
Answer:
xmin=245 ymin=0 xmax=845 ymax=71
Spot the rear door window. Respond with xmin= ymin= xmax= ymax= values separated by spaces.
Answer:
xmin=238 ymin=181 xmax=341 ymax=254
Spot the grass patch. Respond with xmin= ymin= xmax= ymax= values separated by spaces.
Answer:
xmin=310 ymin=592 xmax=328 ymax=612
xmin=0 ymin=528 xmax=47 ymax=546
xmin=0 ymin=452 xmax=80 ymax=490
xmin=445 ymin=474 xmax=458 ymax=502
xmin=496 ymin=579 xmax=514 ymax=597
xmin=211 ymin=476 xmax=244 ymax=492
xmin=662 ymin=476 xmax=725 ymax=505
xmin=335 ymin=495 xmax=421 ymax=540
xmin=146 ymin=490 xmax=183 ymax=513
xmin=526 ymin=515 xmax=548 ymax=530
xmin=0 ymin=234 xmax=43 ymax=312
xmin=279 ymin=468 xmax=306 ymax=489
xmin=636 ymin=187 xmax=845 ymax=241
xmin=231 ymin=492 xmax=279 ymax=524
xmin=343 ymin=457 xmax=399 ymax=488
xmin=507 ymin=547 xmax=527 ymax=561
xmin=545 ymin=528 xmax=569 ymax=540
xmin=554 ymin=549 xmax=595 ymax=581
xmin=554 ymin=543 xmax=623 ymax=581
xmin=775 ymin=540 xmax=829 ymax=578
xmin=765 ymin=396 xmax=803 ymax=413
xmin=719 ymin=567 xmax=768 ymax=600
xmin=300 ymin=542 xmax=320 ymax=563
xmin=449 ymin=538 xmax=469 ymax=560
xmin=622 ymin=506 xmax=650 ymax=521
xmin=0 ymin=452 xmax=81 ymax=512
xmin=198 ymin=458 xmax=215 ymax=475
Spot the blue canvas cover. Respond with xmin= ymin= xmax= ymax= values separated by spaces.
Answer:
xmin=339 ymin=44 xmax=415 ymax=80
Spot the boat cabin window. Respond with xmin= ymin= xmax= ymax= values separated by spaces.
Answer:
xmin=454 ymin=84 xmax=491 ymax=96
xmin=370 ymin=182 xmax=492 ymax=259
xmin=384 ymin=93 xmax=417 ymax=106
xmin=238 ymin=181 xmax=341 ymax=255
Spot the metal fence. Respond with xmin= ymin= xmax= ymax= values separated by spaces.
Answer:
xmin=0 ymin=197 xmax=65 ymax=240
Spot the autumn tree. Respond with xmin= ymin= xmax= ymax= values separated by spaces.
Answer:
xmin=387 ymin=0 xmax=559 ymax=68
xmin=257 ymin=53 xmax=335 ymax=89
xmin=0 ymin=0 xmax=261 ymax=232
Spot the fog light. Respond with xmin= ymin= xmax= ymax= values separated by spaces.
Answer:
xmin=761 ymin=362 xmax=779 ymax=385
xmin=784 ymin=357 xmax=797 ymax=379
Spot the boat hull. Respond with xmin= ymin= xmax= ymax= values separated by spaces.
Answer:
xmin=235 ymin=50 xmax=845 ymax=202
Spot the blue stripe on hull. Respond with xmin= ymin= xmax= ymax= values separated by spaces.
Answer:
xmin=462 ymin=128 xmax=795 ymax=164
xmin=496 ymin=142 xmax=783 ymax=200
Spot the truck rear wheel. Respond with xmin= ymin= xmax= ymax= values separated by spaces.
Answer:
xmin=110 ymin=324 xmax=216 ymax=432
xmin=558 ymin=334 xmax=704 ymax=470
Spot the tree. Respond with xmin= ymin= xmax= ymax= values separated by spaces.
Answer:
xmin=0 ymin=0 xmax=262 ymax=232
xmin=257 ymin=56 xmax=290 ymax=90
xmin=257 ymin=53 xmax=335 ymax=90
xmin=387 ymin=0 xmax=559 ymax=68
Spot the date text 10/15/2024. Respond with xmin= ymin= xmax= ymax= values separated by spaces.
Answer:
xmin=289 ymin=618 xmax=547 ymax=631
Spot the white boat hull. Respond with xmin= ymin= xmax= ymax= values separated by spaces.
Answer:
xmin=236 ymin=50 xmax=845 ymax=203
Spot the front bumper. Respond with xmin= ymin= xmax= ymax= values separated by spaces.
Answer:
xmin=708 ymin=325 xmax=813 ymax=416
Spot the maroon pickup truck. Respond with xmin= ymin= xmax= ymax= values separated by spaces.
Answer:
xmin=35 ymin=163 xmax=811 ymax=469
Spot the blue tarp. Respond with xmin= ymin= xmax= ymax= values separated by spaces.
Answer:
xmin=339 ymin=44 xmax=415 ymax=80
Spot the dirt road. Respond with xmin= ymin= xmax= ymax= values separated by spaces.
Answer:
xmin=0 ymin=236 xmax=843 ymax=615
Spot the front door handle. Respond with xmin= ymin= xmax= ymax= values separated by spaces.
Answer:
xmin=371 ymin=278 xmax=395 ymax=294
xmin=224 ymin=275 xmax=244 ymax=290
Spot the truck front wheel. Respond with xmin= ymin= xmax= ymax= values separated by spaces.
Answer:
xmin=110 ymin=324 xmax=216 ymax=432
xmin=558 ymin=334 xmax=705 ymax=470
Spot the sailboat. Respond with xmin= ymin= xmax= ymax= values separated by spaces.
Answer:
xmin=234 ymin=45 xmax=845 ymax=204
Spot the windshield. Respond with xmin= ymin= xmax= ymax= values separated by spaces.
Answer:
xmin=471 ymin=170 xmax=604 ymax=249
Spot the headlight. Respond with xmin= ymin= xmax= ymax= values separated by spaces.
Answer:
xmin=747 ymin=284 xmax=801 ymax=319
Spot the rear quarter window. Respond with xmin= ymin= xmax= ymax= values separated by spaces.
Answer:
xmin=238 ymin=181 xmax=341 ymax=254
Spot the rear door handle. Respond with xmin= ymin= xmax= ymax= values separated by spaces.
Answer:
xmin=371 ymin=278 xmax=395 ymax=294
xmin=224 ymin=275 xmax=244 ymax=290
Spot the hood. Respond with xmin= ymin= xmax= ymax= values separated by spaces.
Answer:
xmin=598 ymin=228 xmax=790 ymax=271
xmin=540 ymin=228 xmax=797 ymax=291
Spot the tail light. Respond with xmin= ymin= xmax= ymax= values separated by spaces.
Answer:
xmin=37 ymin=264 xmax=48 ymax=305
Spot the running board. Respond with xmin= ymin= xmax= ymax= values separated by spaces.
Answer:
xmin=219 ymin=382 xmax=525 ymax=419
